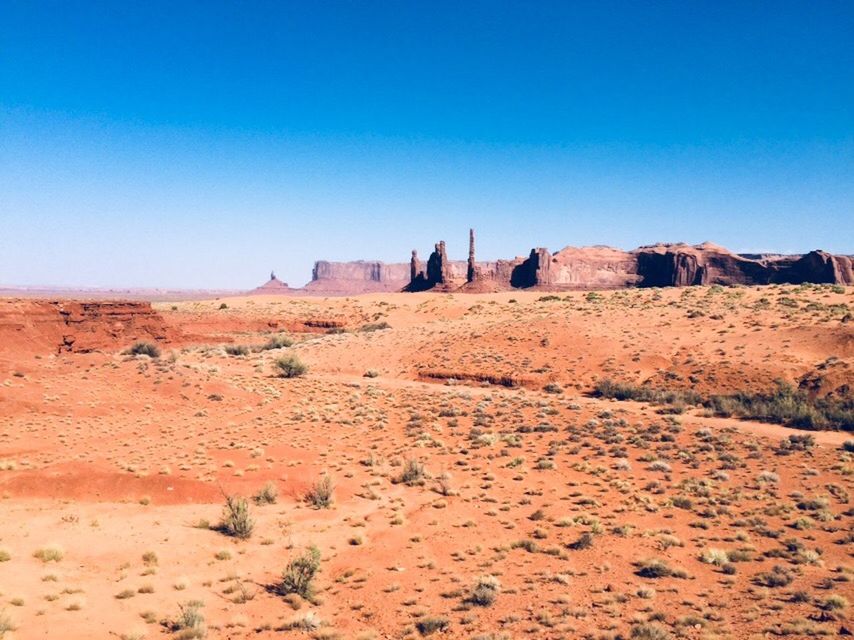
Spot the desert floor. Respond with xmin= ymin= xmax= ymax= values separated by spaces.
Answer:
xmin=0 ymin=285 xmax=851 ymax=639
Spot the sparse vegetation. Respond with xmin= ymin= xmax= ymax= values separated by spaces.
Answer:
xmin=274 ymin=354 xmax=308 ymax=378
xmin=128 ymin=342 xmax=160 ymax=358
xmin=278 ymin=546 xmax=321 ymax=600
xmin=217 ymin=495 xmax=254 ymax=539
xmin=304 ymin=475 xmax=334 ymax=508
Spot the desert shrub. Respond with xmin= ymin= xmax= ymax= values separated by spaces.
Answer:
xmin=416 ymin=616 xmax=450 ymax=635
xmin=253 ymin=482 xmax=278 ymax=505
xmin=707 ymin=383 xmax=853 ymax=431
xmin=466 ymin=575 xmax=500 ymax=606
xmin=753 ymin=565 xmax=794 ymax=588
xmin=128 ymin=342 xmax=160 ymax=358
xmin=635 ymin=559 xmax=686 ymax=579
xmin=631 ymin=623 xmax=671 ymax=640
xmin=361 ymin=321 xmax=390 ymax=332
xmin=218 ymin=302 xmax=228 ymax=309
xmin=543 ymin=382 xmax=563 ymax=394
xmin=304 ymin=475 xmax=334 ymax=509
xmin=224 ymin=344 xmax=249 ymax=356
xmin=33 ymin=545 xmax=64 ymax=562
xmin=279 ymin=546 xmax=321 ymax=600
xmin=168 ymin=600 xmax=206 ymax=639
xmin=0 ymin=612 xmax=16 ymax=637
xmin=568 ymin=532 xmax=594 ymax=550
xmin=842 ymin=440 xmax=854 ymax=453
xmin=597 ymin=378 xmax=853 ymax=431
xmin=700 ymin=548 xmax=730 ymax=566
xmin=363 ymin=369 xmax=380 ymax=378
xmin=218 ymin=495 xmax=254 ymax=539
xmin=274 ymin=355 xmax=308 ymax=378
xmin=260 ymin=334 xmax=294 ymax=350
xmin=396 ymin=459 xmax=426 ymax=486
xmin=593 ymin=379 xmax=701 ymax=406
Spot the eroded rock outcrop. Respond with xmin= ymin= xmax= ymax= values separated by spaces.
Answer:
xmin=304 ymin=260 xmax=411 ymax=294
xmin=0 ymin=299 xmax=175 ymax=355
xmin=405 ymin=234 xmax=853 ymax=292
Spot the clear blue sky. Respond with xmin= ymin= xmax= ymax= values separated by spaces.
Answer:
xmin=1 ymin=1 xmax=852 ymax=289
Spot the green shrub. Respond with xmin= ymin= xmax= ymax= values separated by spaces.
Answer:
xmin=218 ymin=495 xmax=254 ymax=539
xmin=274 ymin=355 xmax=308 ymax=378
xmin=279 ymin=546 xmax=321 ymax=600
xmin=128 ymin=342 xmax=160 ymax=358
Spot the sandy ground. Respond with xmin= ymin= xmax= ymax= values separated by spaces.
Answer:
xmin=0 ymin=285 xmax=852 ymax=639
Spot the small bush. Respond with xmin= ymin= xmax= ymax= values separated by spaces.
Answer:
xmin=753 ymin=565 xmax=794 ymax=588
xmin=466 ymin=575 xmax=500 ymax=606
xmin=304 ymin=475 xmax=334 ymax=509
xmin=635 ymin=559 xmax=686 ymax=579
xmin=261 ymin=334 xmax=294 ymax=350
xmin=253 ymin=482 xmax=278 ymax=505
xmin=279 ymin=546 xmax=321 ymax=600
xmin=218 ymin=495 xmax=254 ymax=539
xmin=631 ymin=623 xmax=671 ymax=640
xmin=361 ymin=321 xmax=390 ymax=332
xmin=168 ymin=600 xmax=206 ymax=639
xmin=224 ymin=344 xmax=249 ymax=356
xmin=416 ymin=616 xmax=450 ymax=635
xmin=396 ymin=459 xmax=426 ymax=486
xmin=33 ymin=545 xmax=64 ymax=563
xmin=128 ymin=342 xmax=160 ymax=358
xmin=274 ymin=355 xmax=308 ymax=378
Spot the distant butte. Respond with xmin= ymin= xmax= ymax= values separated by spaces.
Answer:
xmin=258 ymin=231 xmax=852 ymax=296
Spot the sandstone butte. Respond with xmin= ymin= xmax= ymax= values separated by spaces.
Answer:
xmin=251 ymin=233 xmax=854 ymax=296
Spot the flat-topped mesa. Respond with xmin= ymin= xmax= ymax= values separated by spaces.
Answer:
xmin=304 ymin=260 xmax=410 ymax=294
xmin=405 ymin=231 xmax=853 ymax=292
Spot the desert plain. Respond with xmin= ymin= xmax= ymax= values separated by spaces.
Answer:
xmin=0 ymin=285 xmax=852 ymax=640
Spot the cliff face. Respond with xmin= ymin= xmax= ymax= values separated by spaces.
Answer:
xmin=304 ymin=260 xmax=411 ymax=294
xmin=405 ymin=236 xmax=854 ymax=292
xmin=302 ymin=238 xmax=852 ymax=295
xmin=0 ymin=300 xmax=175 ymax=355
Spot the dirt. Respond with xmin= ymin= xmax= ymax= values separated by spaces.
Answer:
xmin=0 ymin=284 xmax=851 ymax=639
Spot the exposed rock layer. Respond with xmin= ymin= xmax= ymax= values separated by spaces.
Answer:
xmin=0 ymin=300 xmax=175 ymax=355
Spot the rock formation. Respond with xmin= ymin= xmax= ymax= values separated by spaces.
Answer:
xmin=467 ymin=229 xmax=476 ymax=283
xmin=249 ymin=272 xmax=292 ymax=295
xmin=405 ymin=233 xmax=854 ymax=292
xmin=0 ymin=299 xmax=175 ymax=355
xmin=303 ymin=260 xmax=411 ymax=294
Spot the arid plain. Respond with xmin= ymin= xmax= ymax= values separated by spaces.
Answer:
xmin=0 ymin=285 xmax=852 ymax=640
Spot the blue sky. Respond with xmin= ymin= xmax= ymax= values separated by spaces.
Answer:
xmin=1 ymin=1 xmax=852 ymax=289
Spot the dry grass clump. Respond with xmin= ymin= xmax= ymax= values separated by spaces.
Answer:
xmin=253 ymin=482 xmax=278 ymax=505
xmin=395 ymin=459 xmax=427 ymax=486
xmin=33 ymin=545 xmax=64 ymax=563
xmin=304 ymin=475 xmax=334 ymax=509
xmin=165 ymin=600 xmax=206 ymax=639
xmin=260 ymin=334 xmax=294 ymax=350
